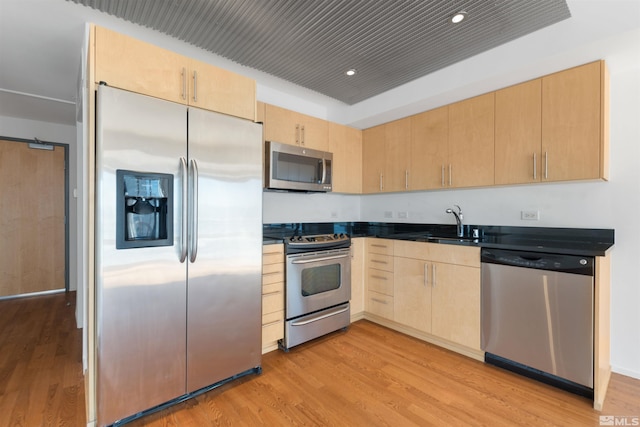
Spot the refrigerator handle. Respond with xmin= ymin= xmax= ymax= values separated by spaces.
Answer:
xmin=179 ymin=157 xmax=188 ymax=263
xmin=189 ymin=159 xmax=199 ymax=263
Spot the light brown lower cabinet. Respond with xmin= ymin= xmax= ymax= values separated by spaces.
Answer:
xmin=365 ymin=239 xmax=395 ymax=320
xmin=262 ymin=244 xmax=285 ymax=353
xmin=364 ymin=238 xmax=482 ymax=359
xmin=393 ymin=241 xmax=481 ymax=351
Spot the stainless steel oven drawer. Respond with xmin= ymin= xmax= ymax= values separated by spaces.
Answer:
xmin=283 ymin=303 xmax=350 ymax=350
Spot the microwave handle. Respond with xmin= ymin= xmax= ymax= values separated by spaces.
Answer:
xmin=321 ymin=158 xmax=327 ymax=184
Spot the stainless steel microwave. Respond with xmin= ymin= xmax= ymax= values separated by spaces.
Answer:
xmin=265 ymin=141 xmax=332 ymax=192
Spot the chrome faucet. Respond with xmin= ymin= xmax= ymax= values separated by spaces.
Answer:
xmin=446 ymin=205 xmax=464 ymax=237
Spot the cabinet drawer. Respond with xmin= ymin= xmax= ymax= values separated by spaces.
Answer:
xmin=262 ymin=289 xmax=284 ymax=314
xmin=262 ymin=263 xmax=284 ymax=285
xmin=262 ymin=309 xmax=284 ymax=326
xmin=367 ymin=254 xmax=394 ymax=272
xmin=367 ymin=291 xmax=394 ymax=320
xmin=262 ymin=311 xmax=284 ymax=343
xmin=367 ymin=239 xmax=394 ymax=255
xmin=367 ymin=269 xmax=394 ymax=296
xmin=262 ymin=281 xmax=284 ymax=295
xmin=263 ymin=244 xmax=284 ymax=264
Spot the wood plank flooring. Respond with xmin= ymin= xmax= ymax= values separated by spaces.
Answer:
xmin=1 ymin=292 xmax=638 ymax=426
xmin=0 ymin=292 xmax=85 ymax=427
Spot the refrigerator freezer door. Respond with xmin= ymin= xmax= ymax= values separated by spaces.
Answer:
xmin=186 ymin=107 xmax=263 ymax=392
xmin=96 ymin=86 xmax=188 ymax=426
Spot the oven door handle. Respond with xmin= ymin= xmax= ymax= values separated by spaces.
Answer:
xmin=290 ymin=253 xmax=350 ymax=264
xmin=290 ymin=305 xmax=349 ymax=326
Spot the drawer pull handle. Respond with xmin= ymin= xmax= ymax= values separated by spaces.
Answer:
xmin=262 ymin=319 xmax=283 ymax=327
xmin=262 ymin=290 xmax=282 ymax=296
xmin=371 ymin=298 xmax=388 ymax=304
xmin=371 ymin=244 xmax=388 ymax=248
xmin=262 ymin=271 xmax=283 ymax=276
xmin=371 ymin=260 xmax=387 ymax=264
xmin=370 ymin=275 xmax=387 ymax=280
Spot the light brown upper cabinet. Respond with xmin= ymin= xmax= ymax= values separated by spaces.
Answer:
xmin=93 ymin=26 xmax=256 ymax=120
xmin=410 ymin=106 xmax=449 ymax=189
xmin=447 ymin=93 xmax=495 ymax=188
xmin=495 ymin=79 xmax=543 ymax=185
xmin=384 ymin=118 xmax=412 ymax=192
xmin=188 ymin=57 xmax=256 ymax=121
xmin=541 ymin=61 xmax=609 ymax=181
xmin=361 ymin=118 xmax=411 ymax=193
xmin=362 ymin=125 xmax=386 ymax=193
xmin=263 ymin=104 xmax=328 ymax=151
xmin=328 ymin=122 xmax=363 ymax=194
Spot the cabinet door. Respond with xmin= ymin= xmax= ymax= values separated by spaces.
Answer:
xmin=542 ymin=61 xmax=604 ymax=181
xmin=300 ymin=114 xmax=329 ymax=151
xmin=431 ymin=263 xmax=481 ymax=350
xmin=189 ymin=59 xmax=256 ymax=120
xmin=495 ymin=79 xmax=542 ymax=185
xmin=264 ymin=104 xmax=299 ymax=145
xmin=448 ymin=93 xmax=495 ymax=188
xmin=329 ymin=122 xmax=362 ymax=193
xmin=394 ymin=257 xmax=432 ymax=333
xmin=94 ymin=26 xmax=186 ymax=104
xmin=411 ymin=106 xmax=449 ymax=190
xmin=350 ymin=238 xmax=365 ymax=316
xmin=384 ymin=118 xmax=412 ymax=192
xmin=362 ymin=125 xmax=386 ymax=193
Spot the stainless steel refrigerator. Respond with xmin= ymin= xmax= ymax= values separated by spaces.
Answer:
xmin=95 ymin=85 xmax=262 ymax=426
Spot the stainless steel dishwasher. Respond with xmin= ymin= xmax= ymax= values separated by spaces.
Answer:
xmin=481 ymin=248 xmax=594 ymax=398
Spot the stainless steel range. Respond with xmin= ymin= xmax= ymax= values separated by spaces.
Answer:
xmin=280 ymin=233 xmax=351 ymax=351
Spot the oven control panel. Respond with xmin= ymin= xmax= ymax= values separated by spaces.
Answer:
xmin=285 ymin=233 xmax=351 ymax=253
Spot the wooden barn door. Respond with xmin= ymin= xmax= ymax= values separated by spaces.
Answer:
xmin=0 ymin=139 xmax=65 ymax=297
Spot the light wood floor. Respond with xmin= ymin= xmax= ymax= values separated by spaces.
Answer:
xmin=1 ymin=293 xmax=638 ymax=426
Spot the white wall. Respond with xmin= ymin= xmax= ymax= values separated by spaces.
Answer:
xmin=263 ymin=192 xmax=360 ymax=224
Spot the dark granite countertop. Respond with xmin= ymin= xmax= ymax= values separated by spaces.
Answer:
xmin=264 ymin=222 xmax=614 ymax=257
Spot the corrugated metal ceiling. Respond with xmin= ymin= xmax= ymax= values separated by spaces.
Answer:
xmin=67 ymin=0 xmax=571 ymax=105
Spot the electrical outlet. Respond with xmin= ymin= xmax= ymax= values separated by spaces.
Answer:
xmin=384 ymin=211 xmax=393 ymax=219
xmin=397 ymin=211 xmax=408 ymax=219
xmin=521 ymin=210 xmax=540 ymax=220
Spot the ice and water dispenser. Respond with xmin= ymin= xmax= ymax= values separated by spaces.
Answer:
xmin=116 ymin=170 xmax=173 ymax=249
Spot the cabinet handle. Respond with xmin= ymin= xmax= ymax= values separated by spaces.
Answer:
xmin=264 ymin=251 xmax=283 ymax=257
xmin=370 ymin=244 xmax=388 ymax=248
xmin=448 ymin=164 xmax=452 ymax=187
xmin=181 ymin=68 xmax=186 ymax=100
xmin=370 ymin=259 xmax=388 ymax=265
xmin=441 ymin=165 xmax=445 ymax=187
xmin=262 ymin=319 xmax=282 ymax=327
xmin=262 ymin=290 xmax=282 ymax=296
xmin=380 ymin=173 xmax=384 ymax=191
xmin=405 ymin=170 xmax=409 ymax=190
xmin=424 ymin=263 xmax=428 ymax=287
xmin=192 ymin=70 xmax=197 ymax=102
xmin=371 ymin=297 xmax=388 ymax=305
xmin=262 ymin=271 xmax=282 ymax=276
xmin=370 ymin=274 xmax=388 ymax=280
xmin=544 ymin=151 xmax=548 ymax=180
xmin=432 ymin=264 xmax=437 ymax=287
xmin=296 ymin=124 xmax=300 ymax=145
xmin=301 ymin=125 xmax=305 ymax=145
xmin=533 ymin=152 xmax=537 ymax=180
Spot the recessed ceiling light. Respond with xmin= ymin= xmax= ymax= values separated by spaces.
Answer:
xmin=345 ymin=69 xmax=357 ymax=76
xmin=451 ymin=11 xmax=467 ymax=24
